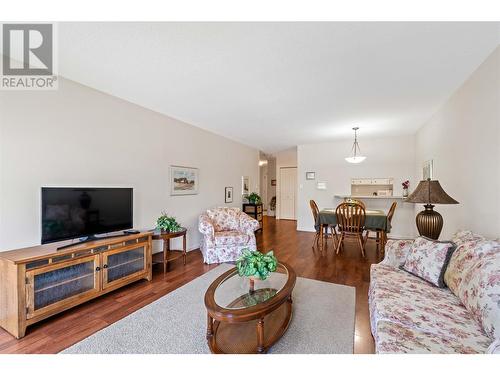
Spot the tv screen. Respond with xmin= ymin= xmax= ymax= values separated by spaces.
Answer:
xmin=41 ymin=187 xmax=133 ymax=244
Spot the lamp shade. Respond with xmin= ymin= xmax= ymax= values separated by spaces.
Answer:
xmin=405 ymin=179 xmax=459 ymax=205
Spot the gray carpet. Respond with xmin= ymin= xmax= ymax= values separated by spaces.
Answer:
xmin=62 ymin=264 xmax=355 ymax=354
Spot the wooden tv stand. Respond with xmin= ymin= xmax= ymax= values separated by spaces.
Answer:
xmin=0 ymin=232 xmax=153 ymax=338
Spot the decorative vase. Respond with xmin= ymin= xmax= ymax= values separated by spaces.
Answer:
xmin=403 ymin=188 xmax=408 ymax=198
xmin=248 ymin=276 xmax=260 ymax=294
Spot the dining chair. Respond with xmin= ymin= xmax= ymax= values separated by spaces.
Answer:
xmin=309 ymin=200 xmax=337 ymax=250
xmin=365 ymin=201 xmax=397 ymax=252
xmin=335 ymin=202 xmax=366 ymax=257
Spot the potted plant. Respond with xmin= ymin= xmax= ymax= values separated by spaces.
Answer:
xmin=155 ymin=211 xmax=182 ymax=233
xmin=236 ymin=249 xmax=278 ymax=293
xmin=247 ymin=192 xmax=262 ymax=204
xmin=402 ymin=180 xmax=410 ymax=198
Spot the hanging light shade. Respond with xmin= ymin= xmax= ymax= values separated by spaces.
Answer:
xmin=345 ymin=127 xmax=366 ymax=164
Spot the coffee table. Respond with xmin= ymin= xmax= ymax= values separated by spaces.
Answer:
xmin=204 ymin=262 xmax=296 ymax=354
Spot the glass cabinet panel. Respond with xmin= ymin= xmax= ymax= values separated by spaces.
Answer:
xmin=104 ymin=246 xmax=146 ymax=285
xmin=30 ymin=257 xmax=97 ymax=312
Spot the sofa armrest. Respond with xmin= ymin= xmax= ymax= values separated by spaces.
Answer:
xmin=380 ymin=239 xmax=414 ymax=268
xmin=198 ymin=214 xmax=215 ymax=238
xmin=239 ymin=213 xmax=259 ymax=234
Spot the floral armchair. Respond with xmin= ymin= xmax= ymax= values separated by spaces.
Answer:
xmin=198 ymin=207 xmax=259 ymax=264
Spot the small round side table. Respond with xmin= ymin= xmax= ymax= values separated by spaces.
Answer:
xmin=152 ymin=228 xmax=187 ymax=274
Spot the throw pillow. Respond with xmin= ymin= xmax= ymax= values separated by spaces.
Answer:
xmin=402 ymin=236 xmax=456 ymax=288
xmin=457 ymin=249 xmax=500 ymax=340
xmin=380 ymin=239 xmax=414 ymax=268
xmin=445 ymin=236 xmax=497 ymax=296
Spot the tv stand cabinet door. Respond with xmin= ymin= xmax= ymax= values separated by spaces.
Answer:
xmin=101 ymin=244 xmax=148 ymax=290
xmin=25 ymin=255 xmax=101 ymax=320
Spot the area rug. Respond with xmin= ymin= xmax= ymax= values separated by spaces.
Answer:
xmin=62 ymin=264 xmax=355 ymax=354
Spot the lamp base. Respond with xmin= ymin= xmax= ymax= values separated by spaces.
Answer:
xmin=416 ymin=204 xmax=443 ymax=240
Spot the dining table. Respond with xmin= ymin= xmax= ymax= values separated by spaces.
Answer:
xmin=316 ymin=208 xmax=390 ymax=248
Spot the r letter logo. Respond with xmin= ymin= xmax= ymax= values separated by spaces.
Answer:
xmin=1 ymin=23 xmax=58 ymax=90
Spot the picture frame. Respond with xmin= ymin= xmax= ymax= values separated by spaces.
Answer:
xmin=306 ymin=172 xmax=316 ymax=180
xmin=225 ymin=186 xmax=233 ymax=203
xmin=242 ymin=176 xmax=250 ymax=195
xmin=271 ymin=179 xmax=276 ymax=186
xmin=170 ymin=166 xmax=199 ymax=195
xmin=423 ymin=160 xmax=434 ymax=180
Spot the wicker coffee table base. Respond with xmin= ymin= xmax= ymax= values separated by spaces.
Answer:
xmin=207 ymin=296 xmax=293 ymax=354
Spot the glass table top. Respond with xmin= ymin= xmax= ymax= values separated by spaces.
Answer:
xmin=214 ymin=263 xmax=289 ymax=310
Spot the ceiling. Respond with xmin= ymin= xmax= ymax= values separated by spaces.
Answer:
xmin=57 ymin=22 xmax=500 ymax=153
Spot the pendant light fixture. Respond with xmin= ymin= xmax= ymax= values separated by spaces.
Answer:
xmin=345 ymin=127 xmax=366 ymax=164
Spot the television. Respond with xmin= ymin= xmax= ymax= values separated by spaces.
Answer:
xmin=41 ymin=187 xmax=133 ymax=245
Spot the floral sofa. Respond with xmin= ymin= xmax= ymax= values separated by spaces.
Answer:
xmin=369 ymin=230 xmax=500 ymax=354
xmin=198 ymin=207 xmax=259 ymax=264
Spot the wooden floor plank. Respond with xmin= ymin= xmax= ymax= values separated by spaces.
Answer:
xmin=0 ymin=216 xmax=378 ymax=354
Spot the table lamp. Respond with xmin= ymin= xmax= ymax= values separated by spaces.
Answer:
xmin=405 ymin=178 xmax=459 ymax=240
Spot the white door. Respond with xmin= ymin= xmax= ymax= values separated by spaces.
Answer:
xmin=279 ymin=167 xmax=297 ymax=220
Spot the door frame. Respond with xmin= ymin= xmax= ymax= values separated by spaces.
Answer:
xmin=278 ymin=166 xmax=297 ymax=220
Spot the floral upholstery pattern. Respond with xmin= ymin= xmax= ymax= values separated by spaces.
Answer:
xmin=456 ymin=249 xmax=500 ymax=339
xmin=198 ymin=207 xmax=259 ymax=264
xmin=370 ymin=264 xmax=491 ymax=353
xmin=375 ymin=320 xmax=489 ymax=354
xmin=380 ymin=239 xmax=414 ymax=268
xmin=402 ymin=236 xmax=456 ymax=287
xmin=445 ymin=231 xmax=486 ymax=294
xmin=214 ymin=231 xmax=251 ymax=246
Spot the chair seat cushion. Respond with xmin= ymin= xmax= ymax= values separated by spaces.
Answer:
xmin=214 ymin=231 xmax=251 ymax=246
xmin=370 ymin=264 xmax=491 ymax=353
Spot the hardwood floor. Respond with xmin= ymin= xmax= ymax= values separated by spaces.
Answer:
xmin=0 ymin=217 xmax=380 ymax=354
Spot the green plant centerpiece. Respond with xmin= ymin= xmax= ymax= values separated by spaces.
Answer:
xmin=247 ymin=192 xmax=262 ymax=204
xmin=236 ymin=249 xmax=278 ymax=294
xmin=155 ymin=212 xmax=182 ymax=233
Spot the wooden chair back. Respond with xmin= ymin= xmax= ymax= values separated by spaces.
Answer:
xmin=309 ymin=200 xmax=320 ymax=230
xmin=387 ymin=201 xmax=397 ymax=224
xmin=344 ymin=198 xmax=366 ymax=208
xmin=336 ymin=202 xmax=366 ymax=234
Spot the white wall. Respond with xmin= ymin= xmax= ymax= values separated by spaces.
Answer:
xmin=415 ymin=46 xmax=500 ymax=239
xmin=0 ymin=78 xmax=259 ymax=252
xmin=274 ymin=147 xmax=297 ymax=220
xmin=297 ymin=135 xmax=417 ymax=238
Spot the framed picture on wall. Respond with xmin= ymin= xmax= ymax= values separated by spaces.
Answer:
xmin=170 ymin=166 xmax=199 ymax=195
xmin=306 ymin=172 xmax=316 ymax=180
xmin=271 ymin=179 xmax=276 ymax=186
xmin=225 ymin=187 xmax=233 ymax=203
xmin=242 ymin=176 xmax=250 ymax=195
xmin=423 ymin=160 xmax=434 ymax=180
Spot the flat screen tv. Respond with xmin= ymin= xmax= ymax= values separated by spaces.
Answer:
xmin=41 ymin=187 xmax=133 ymax=244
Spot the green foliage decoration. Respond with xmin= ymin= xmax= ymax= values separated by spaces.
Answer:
xmin=247 ymin=192 xmax=262 ymax=204
xmin=236 ymin=249 xmax=278 ymax=280
xmin=155 ymin=211 xmax=181 ymax=232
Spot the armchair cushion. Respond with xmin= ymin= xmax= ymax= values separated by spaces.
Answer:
xmin=206 ymin=207 xmax=240 ymax=232
xmin=214 ymin=231 xmax=251 ymax=246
